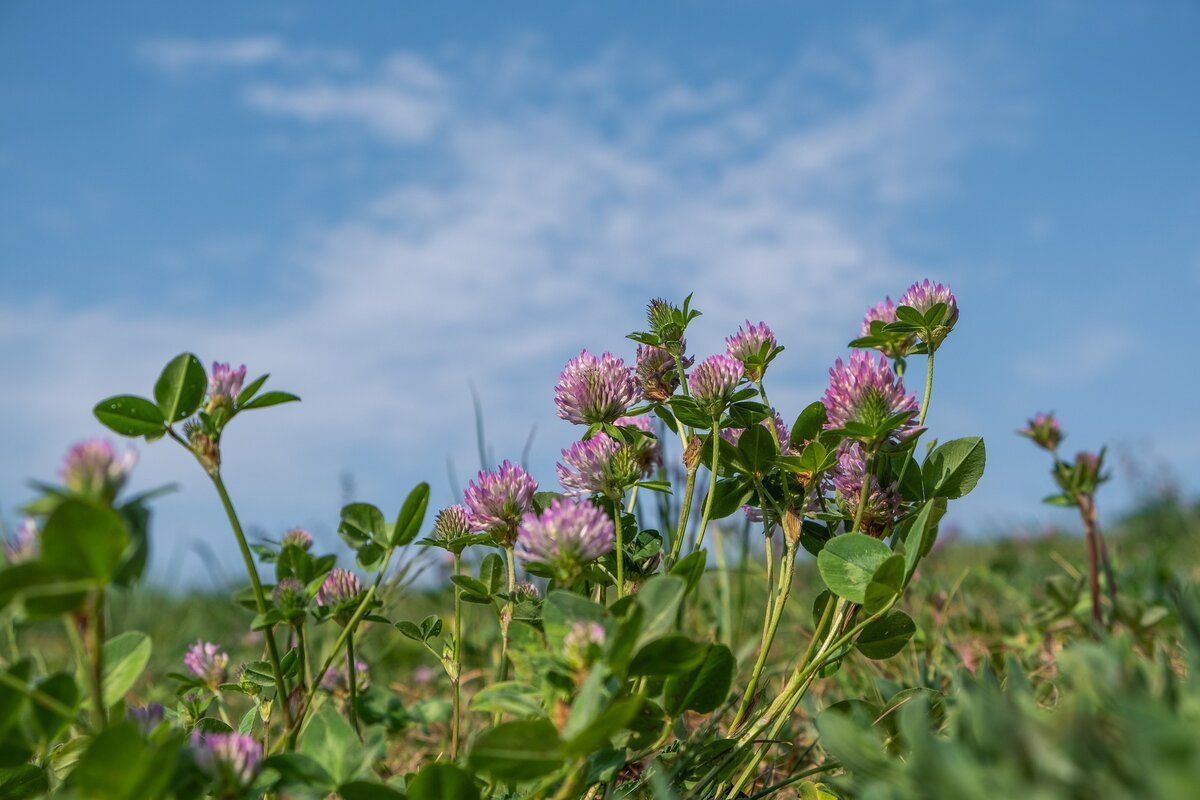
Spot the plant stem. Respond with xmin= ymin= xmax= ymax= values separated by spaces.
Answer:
xmin=499 ymin=545 xmax=517 ymax=682
xmin=693 ymin=425 xmax=721 ymax=552
xmin=208 ymin=472 xmax=293 ymax=730
xmin=668 ymin=466 xmax=699 ymax=565
xmin=0 ymin=670 xmax=89 ymax=731
xmin=729 ymin=538 xmax=797 ymax=731
xmin=346 ymin=636 xmax=360 ymax=737
xmin=919 ymin=348 xmax=935 ymax=427
xmin=296 ymin=624 xmax=312 ymax=690
xmin=614 ymin=499 xmax=626 ymax=598
xmin=1078 ymin=493 xmax=1105 ymax=630
xmin=451 ymin=551 xmax=463 ymax=760
xmin=87 ymin=589 xmax=106 ymax=730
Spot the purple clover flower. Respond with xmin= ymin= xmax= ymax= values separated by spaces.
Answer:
xmin=688 ymin=354 xmax=744 ymax=416
xmin=4 ymin=518 xmax=38 ymax=564
xmin=556 ymin=434 xmax=638 ymax=498
xmin=464 ymin=461 xmax=538 ymax=546
xmin=516 ymin=497 xmax=614 ymax=578
xmin=554 ymin=350 xmax=640 ymax=425
xmin=615 ymin=415 xmax=662 ymax=477
xmin=192 ymin=731 xmax=262 ymax=793
xmin=636 ymin=342 xmax=692 ymax=402
xmin=127 ymin=703 xmax=165 ymax=735
xmin=281 ymin=527 xmax=313 ymax=550
xmin=860 ymin=297 xmax=916 ymax=359
xmin=563 ymin=620 xmax=607 ymax=670
xmin=184 ymin=641 xmax=229 ymax=688
xmin=821 ymin=351 xmax=920 ymax=442
xmin=317 ymin=568 xmax=363 ymax=609
xmin=1019 ymin=412 xmax=1063 ymax=452
xmin=721 ymin=411 xmax=791 ymax=451
xmin=60 ymin=439 xmax=137 ymax=503
xmin=831 ymin=442 xmax=901 ymax=535
xmin=207 ymin=362 xmax=247 ymax=410
xmin=899 ymin=279 xmax=959 ymax=328
xmin=725 ymin=321 xmax=777 ymax=380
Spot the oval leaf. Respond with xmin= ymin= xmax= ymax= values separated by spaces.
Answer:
xmin=393 ymin=482 xmax=430 ymax=547
xmin=408 ymin=762 xmax=480 ymax=800
xmin=41 ymin=499 xmax=131 ymax=583
xmin=922 ymin=437 xmax=986 ymax=499
xmin=93 ymin=395 xmax=165 ymax=437
xmin=153 ymin=353 xmax=206 ymax=423
xmin=855 ymin=610 xmax=916 ymax=659
xmin=468 ymin=719 xmax=564 ymax=782
xmin=816 ymin=533 xmax=893 ymax=604
xmin=100 ymin=631 xmax=152 ymax=707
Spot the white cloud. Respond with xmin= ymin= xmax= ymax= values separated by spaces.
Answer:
xmin=138 ymin=36 xmax=356 ymax=73
xmin=2 ymin=34 xmax=1015 ymax=577
xmin=1014 ymin=328 xmax=1138 ymax=385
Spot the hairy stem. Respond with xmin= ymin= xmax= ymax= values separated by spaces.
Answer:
xmin=451 ymin=551 xmax=463 ymax=760
xmin=693 ymin=426 xmax=722 ymax=553
xmin=615 ymin=497 xmax=626 ymax=598
xmin=87 ymin=589 xmax=106 ymax=730
xmin=668 ymin=466 xmax=699 ymax=565
xmin=729 ymin=538 xmax=797 ymax=731
xmin=346 ymin=636 xmax=360 ymax=737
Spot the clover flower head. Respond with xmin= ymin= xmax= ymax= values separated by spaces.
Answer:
xmin=516 ymin=497 xmax=614 ymax=576
xmin=5 ymin=518 xmax=39 ymax=564
xmin=1019 ymin=412 xmax=1063 ymax=452
xmin=321 ymin=659 xmax=370 ymax=694
xmin=564 ymin=621 xmax=607 ymax=671
xmin=514 ymin=581 xmax=542 ymax=602
xmin=899 ymin=279 xmax=959 ymax=328
xmin=60 ymin=439 xmax=137 ymax=503
xmin=192 ymin=731 xmax=262 ymax=793
xmin=464 ymin=461 xmax=538 ymax=546
xmin=636 ymin=342 xmax=692 ymax=402
xmin=273 ymin=577 xmax=308 ymax=618
xmin=127 ymin=703 xmax=165 ymax=735
xmin=1074 ymin=451 xmax=1105 ymax=489
xmin=725 ymin=321 xmax=777 ymax=380
xmin=281 ymin=527 xmax=313 ymax=550
xmin=184 ymin=640 xmax=229 ymax=688
xmin=317 ymin=568 xmax=363 ymax=609
xmin=832 ymin=442 xmax=901 ymax=535
xmin=208 ymin=362 xmax=247 ymax=410
xmin=860 ymin=297 xmax=917 ymax=358
xmin=555 ymin=350 xmax=640 ymax=425
xmin=688 ymin=354 xmax=744 ymax=416
xmin=432 ymin=504 xmax=472 ymax=546
xmin=557 ymin=434 xmax=639 ymax=498
xmin=822 ymin=351 xmax=920 ymax=442
xmin=615 ymin=415 xmax=662 ymax=476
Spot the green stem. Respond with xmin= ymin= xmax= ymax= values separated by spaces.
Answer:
xmin=918 ymin=348 xmax=935 ymax=427
xmin=729 ymin=538 xmax=797 ymax=731
xmin=693 ymin=425 xmax=721 ymax=552
xmin=614 ymin=500 xmax=625 ymax=598
xmin=451 ymin=551 xmax=463 ymax=760
xmin=849 ymin=451 xmax=875 ymax=535
xmin=209 ymin=472 xmax=293 ymax=730
xmin=499 ymin=545 xmax=517 ymax=682
xmin=346 ymin=636 xmax=360 ymax=736
xmin=0 ymin=667 xmax=89 ymax=732
xmin=296 ymin=623 xmax=312 ymax=691
xmin=668 ymin=466 xmax=699 ymax=565
xmin=88 ymin=589 xmax=106 ymax=730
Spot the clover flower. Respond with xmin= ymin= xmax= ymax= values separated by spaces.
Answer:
xmin=513 ymin=581 xmax=542 ymax=602
xmin=725 ymin=321 xmax=777 ymax=380
xmin=563 ymin=621 xmax=607 ymax=671
xmin=554 ymin=350 xmax=640 ymax=425
xmin=899 ymin=279 xmax=959 ymax=326
xmin=615 ymin=415 xmax=662 ymax=476
xmin=206 ymin=362 xmax=247 ymax=414
xmin=432 ymin=504 xmax=472 ymax=551
xmin=822 ymin=351 xmax=920 ymax=443
xmin=273 ymin=577 xmax=308 ymax=621
xmin=464 ymin=461 xmax=538 ymax=546
xmin=636 ymin=342 xmax=692 ymax=402
xmin=557 ymin=434 xmax=639 ymax=498
xmin=1019 ymin=412 xmax=1063 ymax=452
xmin=184 ymin=640 xmax=229 ymax=688
xmin=127 ymin=703 xmax=165 ymax=735
xmin=831 ymin=442 xmax=901 ymax=535
xmin=1074 ymin=451 xmax=1105 ymax=490
xmin=60 ymin=439 xmax=137 ymax=503
xmin=688 ymin=354 xmax=744 ymax=417
xmin=860 ymin=297 xmax=916 ymax=358
xmin=317 ymin=568 xmax=363 ymax=610
xmin=281 ymin=527 xmax=313 ymax=550
xmin=321 ymin=659 xmax=370 ymax=694
xmin=4 ymin=518 xmax=38 ymax=564
xmin=516 ymin=498 xmax=614 ymax=578
xmin=192 ymin=731 xmax=262 ymax=794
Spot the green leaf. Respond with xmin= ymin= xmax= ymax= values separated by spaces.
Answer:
xmin=479 ymin=553 xmax=505 ymax=595
xmin=0 ymin=765 xmax=47 ymax=799
xmin=736 ymin=425 xmax=777 ymax=474
xmin=340 ymin=503 xmax=387 ymax=546
xmin=790 ymin=401 xmax=828 ymax=448
xmin=239 ymin=390 xmax=301 ymax=410
xmin=0 ymin=661 xmax=32 ymax=734
xmin=863 ymin=554 xmax=906 ymax=615
xmin=663 ymin=644 xmax=735 ymax=716
xmin=99 ymin=631 xmax=152 ymax=707
xmin=708 ymin=477 xmax=755 ymax=520
xmin=338 ymin=781 xmax=407 ymax=800
xmin=93 ymin=395 xmax=166 ymax=437
xmin=66 ymin=721 xmax=183 ymax=799
xmin=634 ymin=575 xmax=686 ymax=645
xmin=263 ymin=753 xmax=336 ymax=790
xmin=922 ymin=437 xmax=986 ymax=499
xmin=628 ymin=636 xmax=709 ymax=676
xmin=0 ymin=562 xmax=88 ymax=617
xmin=236 ymin=373 xmax=270 ymax=406
xmin=900 ymin=499 xmax=945 ymax=581
xmin=564 ymin=696 xmax=642 ymax=757
xmin=407 ymin=762 xmax=481 ymax=800
xmin=40 ymin=498 xmax=131 ymax=583
xmin=669 ymin=550 xmax=707 ymax=595
xmin=153 ymin=353 xmax=206 ymax=423
xmin=816 ymin=533 xmax=893 ymax=604
xmin=31 ymin=673 xmax=79 ymax=740
xmin=392 ymin=482 xmax=430 ymax=546
xmin=855 ymin=610 xmax=916 ymax=659
xmin=544 ymin=591 xmax=607 ymax=650
xmin=468 ymin=719 xmax=564 ymax=782
xmin=300 ymin=704 xmax=379 ymax=785
xmin=469 ymin=682 xmax=544 ymax=718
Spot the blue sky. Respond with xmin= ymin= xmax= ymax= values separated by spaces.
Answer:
xmin=2 ymin=1 xmax=1197 ymax=583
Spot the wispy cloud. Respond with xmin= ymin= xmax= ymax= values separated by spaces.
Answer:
xmin=1014 ymin=328 xmax=1138 ymax=385
xmin=138 ymin=36 xmax=356 ymax=73
xmin=2 ymin=33 xmax=1016 ymax=575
